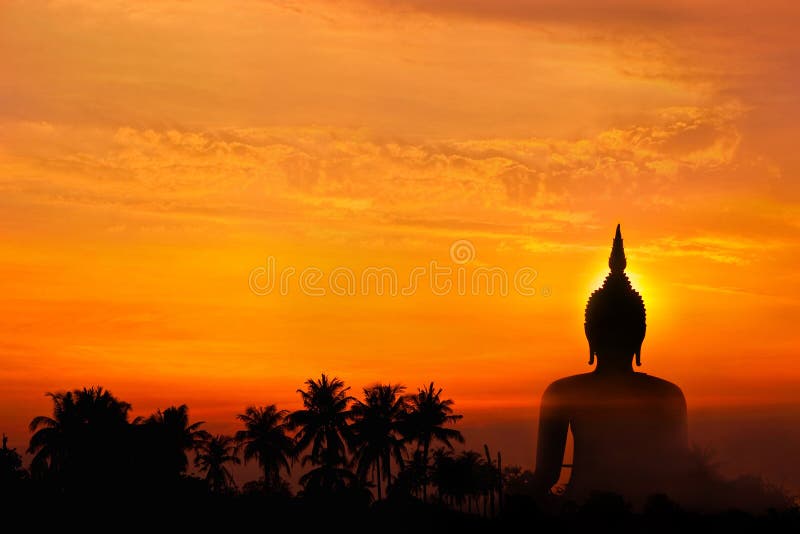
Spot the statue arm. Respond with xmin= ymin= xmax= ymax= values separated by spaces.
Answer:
xmin=533 ymin=383 xmax=569 ymax=493
xmin=673 ymin=388 xmax=689 ymax=448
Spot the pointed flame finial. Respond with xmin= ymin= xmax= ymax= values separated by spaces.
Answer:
xmin=608 ymin=223 xmax=627 ymax=273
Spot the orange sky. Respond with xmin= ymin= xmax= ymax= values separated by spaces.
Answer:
xmin=1 ymin=0 xmax=799 ymax=484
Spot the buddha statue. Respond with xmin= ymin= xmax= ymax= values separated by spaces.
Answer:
xmin=533 ymin=225 xmax=689 ymax=502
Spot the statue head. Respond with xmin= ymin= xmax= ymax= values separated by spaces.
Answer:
xmin=584 ymin=224 xmax=646 ymax=367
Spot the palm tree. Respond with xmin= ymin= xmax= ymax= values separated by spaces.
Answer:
xmin=235 ymin=405 xmax=295 ymax=490
xmin=28 ymin=387 xmax=131 ymax=485
xmin=404 ymin=382 xmax=464 ymax=501
xmin=431 ymin=448 xmax=460 ymax=507
xmin=431 ymin=449 xmax=486 ymax=513
xmin=28 ymin=391 xmax=76 ymax=478
xmin=194 ymin=434 xmax=240 ymax=493
xmin=299 ymin=464 xmax=359 ymax=494
xmin=143 ymin=404 xmax=208 ymax=476
xmin=391 ymin=449 xmax=428 ymax=500
xmin=456 ymin=450 xmax=485 ymax=514
xmin=0 ymin=434 xmax=28 ymax=487
xmin=350 ymin=384 xmax=407 ymax=500
xmin=288 ymin=374 xmax=354 ymax=469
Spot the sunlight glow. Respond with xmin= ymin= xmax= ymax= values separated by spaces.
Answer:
xmin=0 ymin=1 xmax=798 ymax=482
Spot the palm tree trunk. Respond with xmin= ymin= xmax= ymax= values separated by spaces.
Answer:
xmin=376 ymin=456 xmax=382 ymax=500
xmin=497 ymin=451 xmax=503 ymax=513
xmin=422 ymin=438 xmax=430 ymax=502
xmin=385 ymin=452 xmax=391 ymax=492
xmin=483 ymin=445 xmax=495 ymax=517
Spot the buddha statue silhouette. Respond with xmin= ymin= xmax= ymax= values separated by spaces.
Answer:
xmin=533 ymin=225 xmax=689 ymax=502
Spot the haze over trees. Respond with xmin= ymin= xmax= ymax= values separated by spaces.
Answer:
xmin=0 ymin=377 xmax=796 ymax=532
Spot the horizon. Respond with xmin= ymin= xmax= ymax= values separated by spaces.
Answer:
xmin=2 ymin=0 xmax=799 ymax=496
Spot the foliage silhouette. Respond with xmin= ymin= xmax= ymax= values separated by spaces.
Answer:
xmin=28 ymin=387 xmax=131 ymax=491
xmin=235 ymin=405 xmax=295 ymax=491
xmin=3 ymin=375 xmax=795 ymax=532
xmin=389 ymin=448 xmax=428 ymax=501
xmin=288 ymin=373 xmax=362 ymax=498
xmin=140 ymin=404 xmax=208 ymax=480
xmin=195 ymin=434 xmax=240 ymax=494
xmin=403 ymin=382 xmax=464 ymax=501
xmin=0 ymin=434 xmax=27 ymax=495
xmin=431 ymin=448 xmax=500 ymax=515
xmin=289 ymin=374 xmax=355 ymax=468
xmin=350 ymin=383 xmax=408 ymax=500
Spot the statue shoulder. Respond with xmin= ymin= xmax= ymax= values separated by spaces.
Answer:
xmin=636 ymin=373 xmax=686 ymax=400
xmin=542 ymin=373 xmax=594 ymax=397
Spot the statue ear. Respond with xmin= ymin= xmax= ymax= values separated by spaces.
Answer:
xmin=634 ymin=346 xmax=642 ymax=366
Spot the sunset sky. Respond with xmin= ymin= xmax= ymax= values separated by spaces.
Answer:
xmin=1 ymin=0 xmax=799 ymax=486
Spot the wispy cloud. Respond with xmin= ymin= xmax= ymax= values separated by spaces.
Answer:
xmin=0 ymin=102 xmax=758 ymax=239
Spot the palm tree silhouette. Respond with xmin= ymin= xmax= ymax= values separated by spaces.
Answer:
xmin=28 ymin=387 xmax=131 ymax=486
xmin=28 ymin=392 xmax=74 ymax=479
xmin=235 ymin=405 xmax=295 ymax=491
xmin=299 ymin=463 xmax=359 ymax=493
xmin=194 ymin=434 xmax=240 ymax=494
xmin=143 ymin=404 xmax=209 ymax=476
xmin=456 ymin=450 xmax=485 ymax=514
xmin=0 ymin=434 xmax=27 ymax=489
xmin=431 ymin=448 xmax=460 ymax=507
xmin=391 ymin=448 xmax=428 ymax=500
xmin=350 ymin=383 xmax=407 ymax=500
xmin=404 ymin=382 xmax=464 ymax=501
xmin=289 ymin=374 xmax=354 ymax=469
xmin=432 ymin=449 xmax=488 ymax=513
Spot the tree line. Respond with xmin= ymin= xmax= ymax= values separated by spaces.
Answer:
xmin=1 ymin=374 xmax=506 ymax=514
xmin=2 ymin=374 xmax=796 ymax=531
